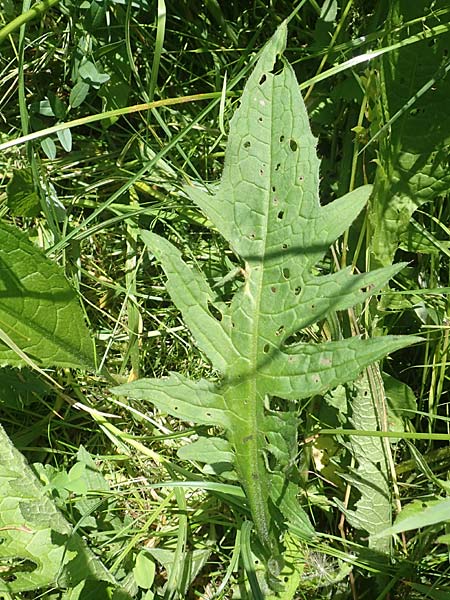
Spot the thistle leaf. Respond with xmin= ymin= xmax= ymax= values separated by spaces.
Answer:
xmin=113 ymin=21 xmax=419 ymax=570
xmin=0 ymin=425 xmax=129 ymax=596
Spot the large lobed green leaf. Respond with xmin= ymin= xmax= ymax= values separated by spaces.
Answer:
xmin=0 ymin=222 xmax=95 ymax=369
xmin=113 ymin=22 xmax=419 ymax=570
xmin=0 ymin=424 xmax=130 ymax=597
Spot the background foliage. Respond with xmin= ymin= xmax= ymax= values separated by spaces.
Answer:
xmin=0 ymin=1 xmax=450 ymax=598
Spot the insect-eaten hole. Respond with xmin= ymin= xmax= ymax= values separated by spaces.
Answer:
xmin=298 ymin=175 xmax=304 ymax=182
xmin=249 ymin=232 xmax=255 ymax=239
xmin=259 ymin=169 xmax=264 ymax=176
xmin=279 ymin=135 xmax=285 ymax=143
xmin=277 ymin=210 xmax=284 ymax=220
xmin=312 ymin=374 xmax=320 ymax=384
xmin=207 ymin=301 xmax=223 ymax=322
xmin=284 ymin=335 xmax=297 ymax=346
xmin=263 ymin=343 xmax=270 ymax=354
xmin=282 ymin=243 xmax=288 ymax=250
xmin=243 ymin=140 xmax=251 ymax=148
xmin=0 ymin=558 xmax=36 ymax=580
xmin=282 ymin=267 xmax=290 ymax=279
xmin=294 ymin=286 xmax=301 ymax=295
xmin=259 ymin=73 xmax=267 ymax=85
xmin=275 ymin=325 xmax=285 ymax=336
xmin=272 ymin=185 xmax=276 ymax=192
xmin=258 ymin=116 xmax=263 ymax=123
xmin=270 ymin=286 xmax=277 ymax=293
xmin=289 ymin=138 xmax=298 ymax=151
xmin=269 ymin=56 xmax=284 ymax=75
xmin=275 ymin=163 xmax=281 ymax=171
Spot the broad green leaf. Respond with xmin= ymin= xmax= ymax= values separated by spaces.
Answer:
xmin=133 ymin=551 xmax=156 ymax=590
xmin=57 ymin=127 xmax=73 ymax=152
xmin=0 ymin=222 xmax=95 ymax=369
xmin=177 ymin=436 xmax=237 ymax=480
xmin=369 ymin=0 xmax=450 ymax=267
xmin=6 ymin=168 xmax=40 ymax=217
xmin=0 ymin=424 xmax=131 ymax=596
xmin=70 ymin=80 xmax=90 ymax=108
xmin=40 ymin=136 xmax=57 ymax=159
xmin=113 ymin=22 xmax=418 ymax=572
xmin=79 ymin=60 xmax=110 ymax=87
xmin=335 ymin=371 xmax=392 ymax=553
xmin=376 ymin=497 xmax=450 ymax=537
xmin=0 ymin=367 xmax=49 ymax=408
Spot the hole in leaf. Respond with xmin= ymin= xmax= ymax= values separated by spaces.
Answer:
xmin=289 ymin=139 xmax=298 ymax=151
xmin=272 ymin=185 xmax=276 ymax=192
xmin=271 ymin=286 xmax=277 ymax=293
xmin=277 ymin=210 xmax=284 ymax=220
xmin=312 ymin=375 xmax=320 ymax=384
xmin=258 ymin=116 xmax=263 ymax=122
xmin=275 ymin=163 xmax=281 ymax=171
xmin=249 ymin=232 xmax=255 ymax=239
xmin=282 ymin=268 xmax=290 ymax=279
xmin=275 ymin=325 xmax=284 ymax=336
xmin=282 ymin=243 xmax=288 ymax=249
xmin=298 ymin=175 xmax=304 ymax=182
xmin=231 ymin=321 xmax=235 ymax=328
xmin=206 ymin=412 xmax=212 ymax=417
xmin=243 ymin=140 xmax=251 ymax=148
xmin=279 ymin=135 xmax=285 ymax=143
xmin=294 ymin=286 xmax=301 ymax=295
xmin=410 ymin=108 xmax=420 ymax=117
xmin=207 ymin=301 xmax=222 ymax=321
xmin=263 ymin=344 xmax=270 ymax=353
xmin=259 ymin=73 xmax=267 ymax=85
xmin=259 ymin=169 xmax=264 ymax=176
xmin=270 ymin=56 xmax=284 ymax=75
xmin=0 ymin=558 xmax=36 ymax=579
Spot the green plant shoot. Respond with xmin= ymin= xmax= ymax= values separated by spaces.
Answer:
xmin=112 ymin=22 xmax=419 ymax=578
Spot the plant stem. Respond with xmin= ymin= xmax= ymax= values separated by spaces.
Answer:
xmin=0 ymin=0 xmax=60 ymax=44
